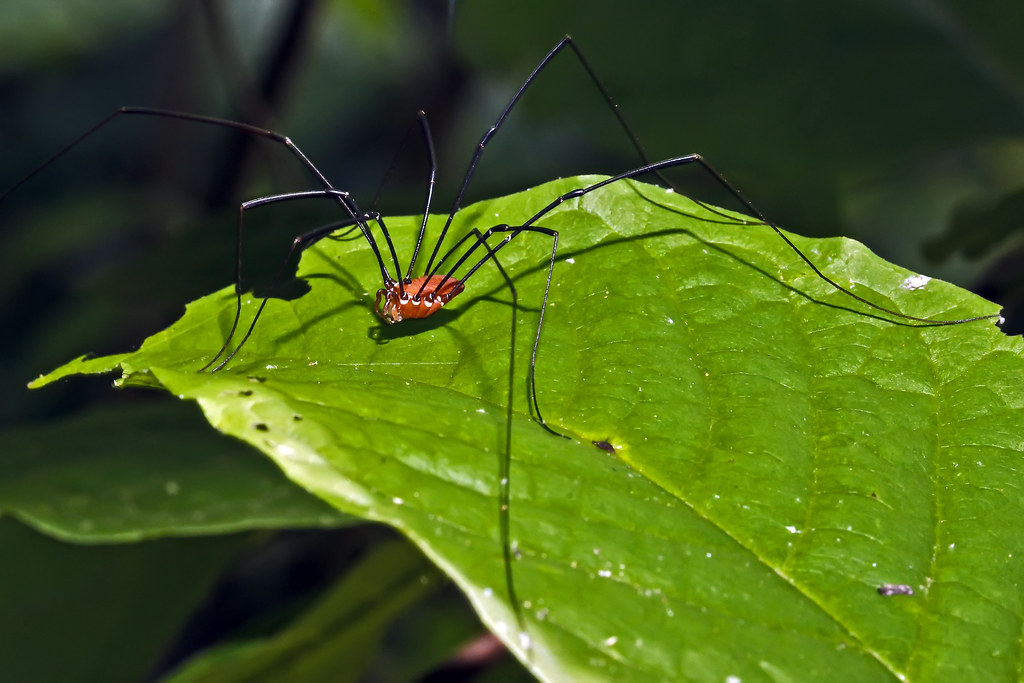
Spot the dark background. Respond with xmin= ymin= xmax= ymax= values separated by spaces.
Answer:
xmin=4 ymin=0 xmax=1024 ymax=424
xmin=1 ymin=0 xmax=1022 ymax=679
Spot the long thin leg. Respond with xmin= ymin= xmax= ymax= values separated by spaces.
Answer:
xmin=405 ymin=112 xmax=438 ymax=283
xmin=230 ymin=188 xmax=401 ymax=288
xmin=369 ymin=111 xmax=439 ymax=287
xmin=415 ymin=34 xmax=999 ymax=329
xmin=1 ymin=107 xmax=425 ymax=371
xmin=1 ymin=107 xmax=378 ymax=256
xmin=200 ymin=189 xmax=385 ymax=372
xmin=474 ymin=226 xmax=562 ymax=439
xmin=423 ymin=159 xmax=1000 ymax=446
xmin=426 ymin=223 xmax=565 ymax=435
xmin=421 ymin=35 xmax=660 ymax=277
xmin=482 ymin=157 xmax=1001 ymax=326
xmin=461 ymin=227 xmax=532 ymax=650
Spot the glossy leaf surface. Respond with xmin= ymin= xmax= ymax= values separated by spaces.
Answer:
xmin=32 ymin=178 xmax=1020 ymax=681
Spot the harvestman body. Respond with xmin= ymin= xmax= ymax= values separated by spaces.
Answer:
xmin=4 ymin=35 xmax=1001 ymax=660
xmin=376 ymin=274 xmax=465 ymax=322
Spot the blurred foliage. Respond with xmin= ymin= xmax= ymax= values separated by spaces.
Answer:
xmin=1 ymin=0 xmax=1023 ymax=680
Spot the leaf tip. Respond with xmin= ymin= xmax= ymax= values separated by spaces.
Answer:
xmin=27 ymin=353 xmax=131 ymax=389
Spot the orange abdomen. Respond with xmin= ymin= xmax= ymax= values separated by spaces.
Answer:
xmin=374 ymin=274 xmax=465 ymax=323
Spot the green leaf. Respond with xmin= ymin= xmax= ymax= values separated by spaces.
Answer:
xmin=1 ymin=401 xmax=353 ymax=542
xmin=32 ymin=177 xmax=1021 ymax=681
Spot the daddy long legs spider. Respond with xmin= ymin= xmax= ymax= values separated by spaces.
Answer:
xmin=6 ymin=34 xmax=1004 ymax=672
